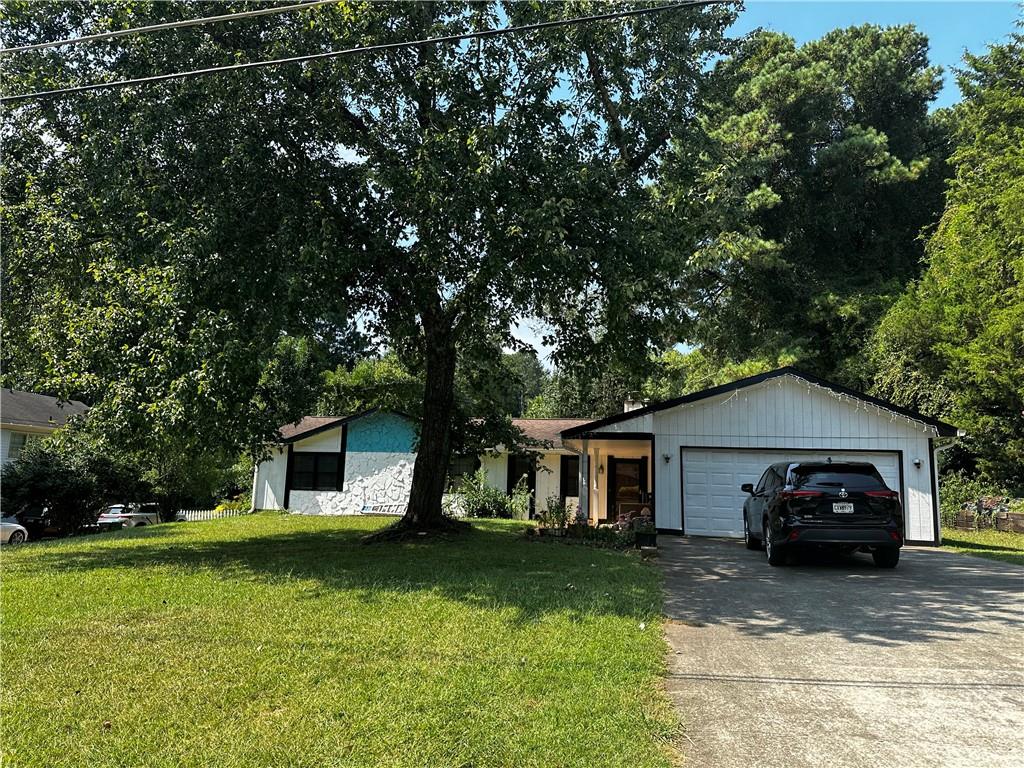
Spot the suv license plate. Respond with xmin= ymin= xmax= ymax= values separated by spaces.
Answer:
xmin=833 ymin=502 xmax=854 ymax=514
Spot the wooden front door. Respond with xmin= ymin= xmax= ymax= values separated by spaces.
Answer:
xmin=606 ymin=456 xmax=648 ymax=523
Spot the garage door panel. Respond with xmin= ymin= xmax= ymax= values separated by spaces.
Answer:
xmin=682 ymin=449 xmax=900 ymax=538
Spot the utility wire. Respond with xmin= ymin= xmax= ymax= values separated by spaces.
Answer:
xmin=0 ymin=0 xmax=340 ymax=55
xmin=0 ymin=1 xmax=723 ymax=105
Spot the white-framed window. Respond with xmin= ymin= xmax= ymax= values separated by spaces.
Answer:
xmin=8 ymin=432 xmax=31 ymax=460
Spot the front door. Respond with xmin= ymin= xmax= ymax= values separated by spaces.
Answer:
xmin=507 ymin=454 xmax=536 ymax=516
xmin=606 ymin=456 xmax=648 ymax=523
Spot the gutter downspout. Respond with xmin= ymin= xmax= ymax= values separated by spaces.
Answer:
xmin=931 ymin=436 xmax=959 ymax=543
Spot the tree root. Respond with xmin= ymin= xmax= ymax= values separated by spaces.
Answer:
xmin=362 ymin=514 xmax=471 ymax=543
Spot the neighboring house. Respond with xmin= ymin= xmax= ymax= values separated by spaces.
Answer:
xmin=559 ymin=367 xmax=960 ymax=546
xmin=0 ymin=389 xmax=89 ymax=465
xmin=253 ymin=367 xmax=960 ymax=546
xmin=253 ymin=409 xmax=418 ymax=515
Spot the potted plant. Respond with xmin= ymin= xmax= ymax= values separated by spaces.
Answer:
xmin=632 ymin=513 xmax=657 ymax=548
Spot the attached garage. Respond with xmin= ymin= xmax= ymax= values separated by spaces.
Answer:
xmin=561 ymin=368 xmax=960 ymax=546
xmin=679 ymin=448 xmax=900 ymax=538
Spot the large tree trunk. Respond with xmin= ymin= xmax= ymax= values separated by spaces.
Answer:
xmin=369 ymin=322 xmax=464 ymax=538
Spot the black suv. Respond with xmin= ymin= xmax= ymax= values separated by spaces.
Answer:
xmin=741 ymin=461 xmax=903 ymax=567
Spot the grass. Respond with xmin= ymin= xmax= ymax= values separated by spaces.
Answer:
xmin=0 ymin=514 xmax=676 ymax=768
xmin=941 ymin=527 xmax=1024 ymax=566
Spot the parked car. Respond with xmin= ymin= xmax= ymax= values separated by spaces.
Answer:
xmin=96 ymin=503 xmax=162 ymax=529
xmin=741 ymin=461 xmax=903 ymax=568
xmin=1 ymin=517 xmax=28 ymax=545
xmin=17 ymin=508 xmax=68 ymax=539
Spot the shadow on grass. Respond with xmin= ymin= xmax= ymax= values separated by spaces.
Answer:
xmin=13 ymin=521 xmax=659 ymax=625
xmin=942 ymin=537 xmax=1024 ymax=554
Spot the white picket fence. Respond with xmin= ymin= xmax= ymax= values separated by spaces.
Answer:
xmin=176 ymin=508 xmax=252 ymax=522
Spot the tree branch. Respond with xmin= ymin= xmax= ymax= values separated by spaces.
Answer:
xmin=584 ymin=45 xmax=632 ymax=167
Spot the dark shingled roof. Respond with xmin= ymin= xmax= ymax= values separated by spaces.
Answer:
xmin=277 ymin=416 xmax=348 ymax=442
xmin=512 ymin=418 xmax=589 ymax=449
xmin=1 ymin=389 xmax=89 ymax=429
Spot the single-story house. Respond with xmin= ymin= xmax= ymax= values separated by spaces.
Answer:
xmin=0 ymin=389 xmax=89 ymax=465
xmin=253 ymin=367 xmax=960 ymax=545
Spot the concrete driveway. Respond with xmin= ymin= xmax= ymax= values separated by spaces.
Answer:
xmin=660 ymin=537 xmax=1024 ymax=768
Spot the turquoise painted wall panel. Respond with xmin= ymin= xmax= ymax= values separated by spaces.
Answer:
xmin=346 ymin=412 xmax=417 ymax=453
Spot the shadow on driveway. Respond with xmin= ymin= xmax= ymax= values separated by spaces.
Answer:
xmin=660 ymin=536 xmax=1023 ymax=646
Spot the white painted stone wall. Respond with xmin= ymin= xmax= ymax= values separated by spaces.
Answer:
xmin=290 ymin=451 xmax=416 ymax=515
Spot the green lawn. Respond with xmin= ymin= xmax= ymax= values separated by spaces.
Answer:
xmin=941 ymin=527 xmax=1024 ymax=566
xmin=1 ymin=514 xmax=676 ymax=768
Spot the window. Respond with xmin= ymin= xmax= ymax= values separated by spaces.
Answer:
xmin=560 ymin=455 xmax=580 ymax=500
xmin=791 ymin=465 xmax=886 ymax=491
xmin=447 ymin=455 xmax=480 ymax=490
xmin=290 ymin=452 xmax=341 ymax=491
xmin=754 ymin=469 xmax=771 ymax=494
xmin=7 ymin=432 xmax=32 ymax=460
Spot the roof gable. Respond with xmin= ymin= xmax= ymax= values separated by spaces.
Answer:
xmin=277 ymin=408 xmax=415 ymax=443
xmin=562 ymin=367 xmax=959 ymax=439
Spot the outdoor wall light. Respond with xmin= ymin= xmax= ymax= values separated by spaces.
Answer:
xmin=662 ymin=453 xmax=672 ymax=464
xmin=913 ymin=458 xmax=923 ymax=468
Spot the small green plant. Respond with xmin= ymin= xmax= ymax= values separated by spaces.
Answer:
xmin=508 ymin=476 xmax=532 ymax=521
xmin=540 ymin=496 xmax=570 ymax=529
xmin=448 ymin=468 xmax=515 ymax=519
xmin=215 ymin=499 xmax=250 ymax=513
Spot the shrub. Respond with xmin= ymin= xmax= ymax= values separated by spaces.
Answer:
xmin=939 ymin=472 xmax=1008 ymax=527
xmin=537 ymin=496 xmax=571 ymax=529
xmin=1 ymin=442 xmax=108 ymax=533
xmin=449 ymin=468 xmax=513 ymax=519
xmin=508 ymin=476 xmax=532 ymax=521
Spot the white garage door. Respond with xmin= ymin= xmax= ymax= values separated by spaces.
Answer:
xmin=681 ymin=449 xmax=901 ymax=538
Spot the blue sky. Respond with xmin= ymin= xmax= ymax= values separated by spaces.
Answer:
xmin=732 ymin=1 xmax=1021 ymax=108
xmin=513 ymin=1 xmax=1021 ymax=361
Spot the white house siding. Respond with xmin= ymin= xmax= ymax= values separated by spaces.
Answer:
xmin=292 ymin=413 xmax=417 ymax=516
xmin=534 ymin=453 xmax=562 ymax=507
xmin=480 ymin=453 xmax=507 ymax=493
xmin=253 ymin=446 xmax=288 ymax=509
xmin=477 ymin=451 xmax=576 ymax=515
xmin=646 ymin=376 xmax=939 ymax=542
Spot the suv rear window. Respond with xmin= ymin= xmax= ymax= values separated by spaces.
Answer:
xmin=790 ymin=465 xmax=886 ymax=490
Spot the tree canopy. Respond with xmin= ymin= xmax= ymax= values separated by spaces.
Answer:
xmin=671 ymin=25 xmax=950 ymax=382
xmin=870 ymin=33 xmax=1024 ymax=491
xmin=1 ymin=1 xmax=737 ymax=531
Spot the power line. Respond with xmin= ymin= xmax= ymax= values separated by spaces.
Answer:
xmin=0 ymin=1 xmax=724 ymax=105
xmin=0 ymin=0 xmax=340 ymax=55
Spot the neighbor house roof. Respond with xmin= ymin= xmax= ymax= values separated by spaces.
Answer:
xmin=511 ymin=418 xmax=590 ymax=449
xmin=0 ymin=389 xmax=89 ymax=429
xmin=561 ymin=367 xmax=961 ymax=439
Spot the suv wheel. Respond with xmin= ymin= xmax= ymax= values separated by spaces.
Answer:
xmin=764 ymin=521 xmax=786 ymax=566
xmin=744 ymin=517 xmax=760 ymax=550
xmin=7 ymin=530 xmax=26 ymax=544
xmin=872 ymin=548 xmax=900 ymax=568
